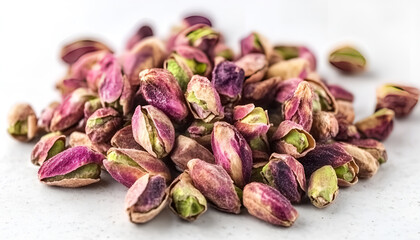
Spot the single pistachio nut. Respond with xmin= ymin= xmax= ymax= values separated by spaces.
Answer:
xmin=233 ymin=104 xmax=270 ymax=140
xmin=355 ymin=108 xmax=395 ymax=141
xmin=262 ymin=153 xmax=307 ymax=203
xmin=310 ymin=111 xmax=339 ymax=142
xmin=38 ymin=102 xmax=60 ymax=132
xmin=170 ymin=135 xmax=214 ymax=172
xmin=125 ymin=25 xmax=154 ymax=50
xmin=375 ymin=84 xmax=420 ymax=118
xmin=235 ymin=53 xmax=268 ymax=83
xmin=275 ymin=78 xmax=303 ymax=104
xmin=174 ymin=24 xmax=219 ymax=56
xmin=283 ymin=81 xmax=314 ymax=132
xmin=340 ymin=143 xmax=379 ymax=179
xmin=308 ymin=165 xmax=339 ymax=208
xmin=38 ymin=146 xmax=104 ymax=187
xmin=111 ymin=125 xmax=143 ymax=150
xmin=132 ymin=105 xmax=175 ymax=158
xmin=185 ymin=75 xmax=224 ymax=122
xmin=31 ymin=132 xmax=66 ymax=166
xmin=243 ymin=77 xmax=282 ymax=105
xmin=271 ymin=45 xmax=316 ymax=71
xmin=61 ymin=39 xmax=112 ymax=65
xmin=329 ymin=46 xmax=366 ymax=74
xmin=125 ymin=174 xmax=169 ymax=223
xmin=306 ymin=79 xmax=338 ymax=113
xmin=267 ymin=58 xmax=309 ymax=79
xmin=211 ymin=121 xmax=253 ymax=188
xmin=327 ymin=84 xmax=354 ymax=102
xmin=139 ymin=68 xmax=189 ymax=122
xmin=243 ymin=182 xmax=298 ymax=227
xmin=349 ymin=138 xmax=388 ymax=164
xmin=168 ymin=172 xmax=207 ymax=221
xmin=187 ymin=158 xmax=241 ymax=214
xmin=240 ymin=32 xmax=273 ymax=59
xmin=211 ymin=61 xmax=244 ymax=103
xmin=7 ymin=103 xmax=38 ymax=142
xmin=85 ymin=108 xmax=122 ymax=144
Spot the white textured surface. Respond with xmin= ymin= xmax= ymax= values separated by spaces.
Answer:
xmin=1 ymin=0 xmax=420 ymax=239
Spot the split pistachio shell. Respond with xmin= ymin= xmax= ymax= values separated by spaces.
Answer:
xmin=85 ymin=108 xmax=122 ymax=143
xmin=125 ymin=174 xmax=169 ymax=223
xmin=349 ymin=138 xmax=388 ymax=164
xmin=243 ymin=77 xmax=282 ymax=104
xmin=185 ymin=75 xmax=224 ymax=122
xmin=240 ymin=32 xmax=273 ymax=60
xmin=271 ymin=120 xmax=316 ymax=158
xmin=243 ymin=182 xmax=298 ymax=227
xmin=174 ymin=24 xmax=219 ymax=56
xmin=103 ymin=148 xmax=171 ymax=187
xmin=375 ymin=84 xmax=420 ymax=118
xmin=310 ymin=111 xmax=339 ymax=142
xmin=68 ymin=131 xmax=109 ymax=155
xmin=211 ymin=61 xmax=244 ymax=103
xmin=340 ymin=143 xmax=379 ymax=179
xmin=283 ymin=81 xmax=314 ymax=132
xmin=170 ymin=135 xmax=214 ymax=171
xmin=355 ymin=108 xmax=394 ymax=141
xmin=235 ymin=53 xmax=268 ymax=83
xmin=38 ymin=146 xmax=104 ymax=187
xmin=329 ymin=46 xmax=366 ymax=74
xmin=31 ymin=132 xmax=66 ymax=166
xmin=125 ymin=25 xmax=154 ymax=50
xmin=139 ymin=68 xmax=189 ymax=122
xmin=187 ymin=158 xmax=241 ymax=214
xmin=132 ymin=105 xmax=175 ymax=158
xmin=267 ymin=58 xmax=309 ymax=79
xmin=61 ymin=39 xmax=112 ymax=64
xmin=38 ymin=102 xmax=60 ymax=132
xmin=211 ymin=121 xmax=253 ymax=188
xmin=308 ymin=165 xmax=339 ymax=208
xmin=168 ymin=172 xmax=207 ymax=221
xmin=306 ymin=79 xmax=338 ymax=113
xmin=233 ymin=104 xmax=270 ymax=140
xmin=7 ymin=103 xmax=38 ymax=142
xmin=271 ymin=45 xmax=316 ymax=71
xmin=262 ymin=153 xmax=306 ymax=203
xmin=111 ymin=125 xmax=143 ymax=150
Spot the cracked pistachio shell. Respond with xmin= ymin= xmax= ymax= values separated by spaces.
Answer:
xmin=85 ymin=108 xmax=122 ymax=144
xmin=340 ymin=143 xmax=379 ymax=179
xmin=139 ymin=68 xmax=188 ymax=122
xmin=233 ymin=104 xmax=270 ymax=140
xmin=111 ymin=125 xmax=143 ymax=150
xmin=235 ymin=53 xmax=268 ymax=83
xmin=308 ymin=165 xmax=339 ymax=208
xmin=168 ymin=172 xmax=207 ymax=221
xmin=211 ymin=61 xmax=244 ymax=103
xmin=68 ymin=131 xmax=109 ymax=155
xmin=38 ymin=146 xmax=104 ymax=187
xmin=327 ymin=84 xmax=354 ymax=102
xmin=267 ymin=58 xmax=309 ymax=79
xmin=375 ymin=84 xmax=420 ymax=118
xmin=355 ymin=108 xmax=394 ymax=141
xmin=103 ymin=148 xmax=171 ymax=187
xmin=31 ymin=132 xmax=66 ymax=166
xmin=211 ymin=121 xmax=253 ymax=188
xmin=271 ymin=45 xmax=316 ymax=71
xmin=271 ymin=120 xmax=316 ymax=158
xmin=335 ymin=117 xmax=361 ymax=141
xmin=186 ymin=120 xmax=214 ymax=149
xmin=174 ymin=24 xmax=219 ymax=56
xmin=306 ymin=79 xmax=338 ymax=113
xmin=38 ymin=102 xmax=60 ymax=132
xmin=187 ymin=159 xmax=241 ymax=214
xmin=243 ymin=182 xmax=298 ymax=227
xmin=329 ymin=46 xmax=366 ymax=74
xmin=69 ymin=50 xmax=108 ymax=82
xmin=243 ymin=77 xmax=282 ymax=105
xmin=61 ymin=39 xmax=112 ymax=65
xmin=122 ymin=37 xmax=166 ymax=86
xmin=262 ymin=153 xmax=306 ymax=203
xmin=299 ymin=142 xmax=358 ymax=187
xmin=310 ymin=111 xmax=339 ymax=142
xmin=283 ymin=81 xmax=314 ymax=132
xmin=132 ymin=105 xmax=175 ymax=158
xmin=170 ymin=135 xmax=214 ymax=172
xmin=349 ymin=138 xmax=388 ymax=164
xmin=125 ymin=174 xmax=169 ymax=223
xmin=335 ymin=100 xmax=355 ymax=124
xmin=240 ymin=32 xmax=273 ymax=60
xmin=185 ymin=75 xmax=224 ymax=122
xmin=125 ymin=25 xmax=154 ymax=50
xmin=50 ymin=88 xmax=96 ymax=132
xmin=7 ymin=103 xmax=38 ymax=142
xmin=275 ymin=78 xmax=303 ymax=104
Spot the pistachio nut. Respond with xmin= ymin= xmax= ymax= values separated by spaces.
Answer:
xmin=355 ymin=108 xmax=394 ymax=141
xmin=283 ymin=81 xmax=314 ymax=132
xmin=310 ymin=111 xmax=339 ymax=142
xmin=267 ymin=58 xmax=309 ymax=79
xmin=340 ymin=143 xmax=379 ymax=179
xmin=329 ymin=46 xmax=366 ymax=74
xmin=240 ymin=32 xmax=273 ymax=60
xmin=31 ymin=132 xmax=66 ymax=166
xmin=125 ymin=25 xmax=154 ymax=50
xmin=211 ymin=61 xmax=244 ymax=103
xmin=85 ymin=108 xmax=122 ymax=144
xmin=349 ymin=138 xmax=388 ymax=164
xmin=7 ymin=103 xmax=38 ymax=142
xmin=110 ymin=125 xmax=143 ymax=150
xmin=307 ymin=165 xmax=339 ymax=208
xmin=235 ymin=53 xmax=268 ymax=83
xmin=61 ymin=39 xmax=112 ymax=64
xmin=375 ymin=84 xmax=420 ymax=118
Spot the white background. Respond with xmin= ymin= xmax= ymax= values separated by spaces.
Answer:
xmin=1 ymin=0 xmax=420 ymax=239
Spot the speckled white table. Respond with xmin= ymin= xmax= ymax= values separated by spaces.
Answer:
xmin=1 ymin=0 xmax=420 ymax=239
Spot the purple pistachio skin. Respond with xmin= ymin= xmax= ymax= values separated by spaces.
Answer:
xmin=183 ymin=15 xmax=212 ymax=27
xmin=31 ymin=133 xmax=66 ymax=166
xmin=69 ymin=50 xmax=108 ymax=82
xmin=103 ymin=148 xmax=171 ymax=188
xmin=50 ymin=88 xmax=96 ymax=132
xmin=125 ymin=174 xmax=169 ymax=223
xmin=240 ymin=32 xmax=272 ymax=59
xmin=327 ymin=84 xmax=354 ymax=102
xmin=38 ymin=146 xmax=104 ymax=186
xmin=283 ymin=81 xmax=314 ymax=132
xmin=262 ymin=154 xmax=306 ymax=203
xmin=125 ymin=25 xmax=154 ymax=50
xmin=186 ymin=75 xmax=224 ymax=122
xmin=348 ymin=138 xmax=388 ymax=164
xmin=298 ymin=142 xmax=353 ymax=178
xmin=186 ymin=120 xmax=214 ymax=149
xmin=243 ymin=77 xmax=282 ymax=105
xmin=170 ymin=135 xmax=215 ymax=171
xmin=61 ymin=39 xmax=112 ymax=65
xmin=335 ymin=117 xmax=361 ymax=141
xmin=38 ymin=102 xmax=60 ymax=132
xmin=271 ymin=120 xmax=316 ymax=158
xmin=275 ymin=78 xmax=303 ymax=104
xmin=111 ymin=125 xmax=143 ymax=150
xmin=235 ymin=53 xmax=268 ymax=83
xmin=211 ymin=121 xmax=253 ymax=188
xmin=187 ymin=159 xmax=241 ymax=214
xmin=298 ymin=46 xmax=316 ymax=71
xmin=243 ymin=182 xmax=298 ymax=227
xmin=85 ymin=108 xmax=122 ymax=144
xmin=173 ymin=24 xmax=219 ymax=57
xmin=233 ymin=104 xmax=270 ymax=140
xmin=211 ymin=61 xmax=244 ymax=103
xmin=172 ymin=45 xmax=212 ymax=77
xmin=376 ymin=84 xmax=420 ymax=118
xmin=139 ymin=68 xmax=189 ymax=122
xmin=355 ymin=108 xmax=395 ymax=141
xmin=132 ymin=105 xmax=175 ymax=158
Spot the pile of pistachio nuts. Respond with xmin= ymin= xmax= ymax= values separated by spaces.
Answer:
xmin=7 ymin=15 xmax=420 ymax=227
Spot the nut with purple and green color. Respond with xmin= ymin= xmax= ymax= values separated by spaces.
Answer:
xmin=7 ymin=103 xmax=38 ymax=142
xmin=355 ymin=108 xmax=394 ymax=141
xmin=283 ymin=81 xmax=314 ymax=132
xmin=329 ymin=46 xmax=366 ymax=74
xmin=235 ymin=53 xmax=268 ymax=83
xmin=307 ymin=165 xmax=339 ymax=208
xmin=211 ymin=61 xmax=244 ymax=103
xmin=61 ymin=39 xmax=112 ymax=65
xmin=110 ymin=125 xmax=143 ymax=150
xmin=240 ymin=32 xmax=272 ymax=59
xmin=349 ymin=138 xmax=388 ymax=164
xmin=85 ymin=108 xmax=122 ymax=144
xmin=340 ymin=143 xmax=379 ymax=179
xmin=267 ymin=58 xmax=309 ymax=79
xmin=31 ymin=132 xmax=66 ymax=166
xmin=375 ymin=84 xmax=420 ymax=118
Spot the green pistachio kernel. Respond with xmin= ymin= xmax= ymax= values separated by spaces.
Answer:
xmin=249 ymin=137 xmax=269 ymax=152
xmin=282 ymin=129 xmax=309 ymax=153
xmin=187 ymin=27 xmax=215 ymax=43
xmin=261 ymin=163 xmax=273 ymax=184
xmin=253 ymin=33 xmax=262 ymax=49
xmin=142 ymin=109 xmax=165 ymax=158
xmin=186 ymin=91 xmax=208 ymax=110
xmin=184 ymin=58 xmax=207 ymax=75
xmin=334 ymin=164 xmax=354 ymax=182
xmin=8 ymin=120 xmax=28 ymax=135
xmin=86 ymin=116 xmax=113 ymax=128
xmin=234 ymin=186 xmax=243 ymax=202
xmin=46 ymin=140 xmax=66 ymax=160
xmin=308 ymin=165 xmax=338 ymax=208
xmin=274 ymin=46 xmax=299 ymax=60
xmin=167 ymin=59 xmax=190 ymax=91
xmin=107 ymin=151 xmax=139 ymax=167
xmin=173 ymin=188 xmax=205 ymax=218
xmin=44 ymin=163 xmax=101 ymax=182
xmin=240 ymin=107 xmax=267 ymax=125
